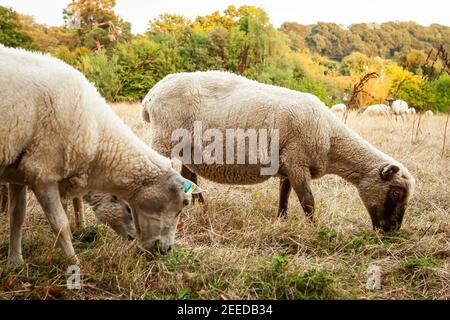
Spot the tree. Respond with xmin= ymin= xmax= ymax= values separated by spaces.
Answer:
xmin=279 ymin=22 xmax=310 ymax=52
xmin=385 ymin=63 xmax=428 ymax=109
xmin=0 ymin=6 xmax=38 ymax=49
xmin=19 ymin=14 xmax=81 ymax=52
xmin=63 ymin=0 xmax=131 ymax=51
xmin=113 ymin=37 xmax=181 ymax=100
xmin=342 ymin=52 xmax=383 ymax=76
xmin=147 ymin=14 xmax=191 ymax=37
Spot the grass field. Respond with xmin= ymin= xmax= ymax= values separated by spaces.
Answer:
xmin=0 ymin=103 xmax=448 ymax=300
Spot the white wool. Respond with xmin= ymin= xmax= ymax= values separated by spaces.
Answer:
xmin=331 ymin=104 xmax=346 ymax=112
xmin=0 ymin=45 xmax=172 ymax=196
xmin=363 ymin=104 xmax=390 ymax=116
xmin=142 ymin=71 xmax=415 ymax=217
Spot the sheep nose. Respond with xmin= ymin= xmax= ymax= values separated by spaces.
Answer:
xmin=154 ymin=240 xmax=171 ymax=255
xmin=127 ymin=234 xmax=135 ymax=241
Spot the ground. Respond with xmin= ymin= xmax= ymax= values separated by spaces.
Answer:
xmin=0 ymin=103 xmax=448 ymax=300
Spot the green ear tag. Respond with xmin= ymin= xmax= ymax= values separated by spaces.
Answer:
xmin=183 ymin=181 xmax=195 ymax=195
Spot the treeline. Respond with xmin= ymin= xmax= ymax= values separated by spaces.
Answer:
xmin=0 ymin=1 xmax=448 ymax=111
xmin=281 ymin=21 xmax=450 ymax=61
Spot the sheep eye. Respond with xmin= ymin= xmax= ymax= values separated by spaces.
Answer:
xmin=183 ymin=199 xmax=190 ymax=207
xmin=392 ymin=190 xmax=401 ymax=198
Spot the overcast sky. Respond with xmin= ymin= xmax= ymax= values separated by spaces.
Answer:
xmin=1 ymin=0 xmax=448 ymax=34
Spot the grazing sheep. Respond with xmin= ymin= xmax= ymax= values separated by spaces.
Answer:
xmin=391 ymin=99 xmax=409 ymax=115
xmin=82 ymin=192 xmax=135 ymax=240
xmin=0 ymin=45 xmax=202 ymax=265
xmin=1 ymin=183 xmax=135 ymax=239
xmin=362 ymin=104 xmax=390 ymax=116
xmin=425 ymin=110 xmax=434 ymax=116
xmin=390 ymin=99 xmax=409 ymax=121
xmin=142 ymin=71 xmax=415 ymax=233
xmin=331 ymin=104 xmax=346 ymax=113
xmin=406 ymin=107 xmax=416 ymax=115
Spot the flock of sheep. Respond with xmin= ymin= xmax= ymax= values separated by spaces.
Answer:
xmin=0 ymin=45 xmax=416 ymax=267
xmin=331 ymin=101 xmax=434 ymax=117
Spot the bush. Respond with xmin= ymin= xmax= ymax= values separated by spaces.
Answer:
xmin=113 ymin=37 xmax=181 ymax=101
xmin=78 ymin=51 xmax=122 ymax=101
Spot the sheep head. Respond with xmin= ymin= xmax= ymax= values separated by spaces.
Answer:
xmin=357 ymin=163 xmax=415 ymax=232
xmin=128 ymin=171 xmax=204 ymax=254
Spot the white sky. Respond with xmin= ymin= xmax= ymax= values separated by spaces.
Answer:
xmin=1 ymin=0 xmax=448 ymax=34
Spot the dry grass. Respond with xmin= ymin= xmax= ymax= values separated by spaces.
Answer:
xmin=0 ymin=103 xmax=448 ymax=300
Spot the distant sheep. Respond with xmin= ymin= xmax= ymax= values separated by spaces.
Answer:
xmin=142 ymin=71 xmax=416 ymax=233
xmin=425 ymin=110 xmax=434 ymax=116
xmin=331 ymin=104 xmax=346 ymax=113
xmin=406 ymin=107 xmax=416 ymax=115
xmin=363 ymin=104 xmax=390 ymax=116
xmin=0 ymin=45 xmax=202 ymax=265
xmin=391 ymin=100 xmax=409 ymax=115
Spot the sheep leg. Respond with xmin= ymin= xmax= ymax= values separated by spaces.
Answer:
xmin=0 ymin=188 xmax=8 ymax=213
xmin=289 ymin=173 xmax=315 ymax=221
xmin=7 ymin=184 xmax=27 ymax=266
xmin=32 ymin=183 xmax=78 ymax=264
xmin=181 ymin=165 xmax=205 ymax=204
xmin=72 ymin=197 xmax=86 ymax=229
xmin=278 ymin=178 xmax=291 ymax=217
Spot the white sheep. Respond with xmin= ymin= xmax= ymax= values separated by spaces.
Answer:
xmin=362 ymin=104 xmax=390 ymax=116
xmin=1 ymin=184 xmax=135 ymax=239
xmin=82 ymin=192 xmax=135 ymax=240
xmin=406 ymin=107 xmax=416 ymax=115
xmin=142 ymin=71 xmax=415 ymax=232
xmin=425 ymin=110 xmax=434 ymax=116
xmin=331 ymin=104 xmax=346 ymax=113
xmin=391 ymin=100 xmax=409 ymax=114
xmin=0 ymin=45 xmax=203 ymax=265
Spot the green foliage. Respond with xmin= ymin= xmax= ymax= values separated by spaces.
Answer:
xmin=426 ymin=74 xmax=450 ymax=112
xmin=284 ymin=21 xmax=450 ymax=61
xmin=113 ymin=36 xmax=181 ymax=100
xmin=78 ymin=50 xmax=122 ymax=101
xmin=250 ymin=254 xmax=337 ymax=299
xmin=2 ymin=4 xmax=449 ymax=109
xmin=0 ymin=6 xmax=38 ymax=49
xmin=404 ymin=257 xmax=442 ymax=269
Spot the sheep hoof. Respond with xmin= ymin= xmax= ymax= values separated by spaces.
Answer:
xmin=7 ymin=255 xmax=24 ymax=267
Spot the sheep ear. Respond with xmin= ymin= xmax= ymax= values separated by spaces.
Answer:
xmin=142 ymin=108 xmax=150 ymax=123
xmin=380 ymin=164 xmax=400 ymax=180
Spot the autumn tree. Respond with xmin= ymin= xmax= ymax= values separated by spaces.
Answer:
xmin=63 ymin=0 xmax=131 ymax=50
xmin=147 ymin=14 xmax=192 ymax=37
xmin=0 ymin=6 xmax=38 ymax=49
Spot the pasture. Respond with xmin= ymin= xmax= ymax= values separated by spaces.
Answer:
xmin=0 ymin=103 xmax=448 ymax=300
